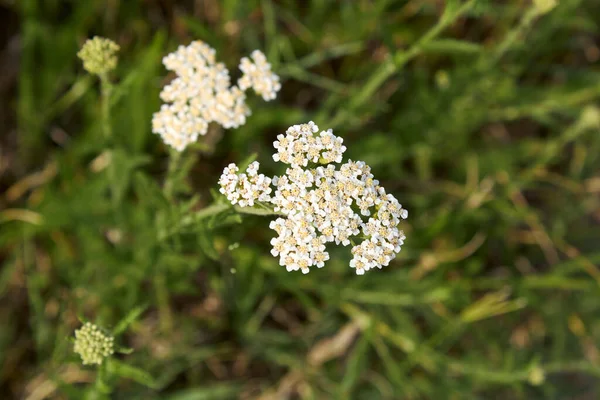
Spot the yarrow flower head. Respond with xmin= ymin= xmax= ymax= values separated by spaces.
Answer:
xmin=218 ymin=161 xmax=273 ymax=207
xmin=73 ymin=322 xmax=114 ymax=365
xmin=219 ymin=122 xmax=408 ymax=275
xmin=77 ymin=36 xmax=120 ymax=75
xmin=152 ymin=41 xmax=281 ymax=152
xmin=238 ymin=50 xmax=281 ymax=101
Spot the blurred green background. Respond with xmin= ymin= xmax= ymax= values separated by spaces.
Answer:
xmin=2 ymin=0 xmax=600 ymax=398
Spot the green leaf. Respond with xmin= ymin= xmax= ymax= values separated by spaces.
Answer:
xmin=45 ymin=75 xmax=94 ymax=121
xmin=236 ymin=152 xmax=258 ymax=172
xmin=197 ymin=222 xmax=219 ymax=261
xmin=215 ymin=212 xmax=243 ymax=228
xmin=233 ymin=205 xmax=282 ymax=216
xmin=116 ymin=347 xmax=134 ymax=354
xmin=113 ymin=32 xmax=166 ymax=106
xmin=0 ymin=260 xmax=18 ymax=297
xmin=112 ymin=305 xmax=147 ymax=336
xmin=133 ymin=172 xmax=169 ymax=208
xmin=181 ymin=16 xmax=220 ymax=46
xmin=107 ymin=359 xmax=157 ymax=389
xmin=181 ymin=203 xmax=230 ymax=226
xmin=162 ymin=384 xmax=241 ymax=400
xmin=422 ymin=39 xmax=483 ymax=54
xmin=110 ymin=150 xmax=151 ymax=204
xmin=340 ymin=323 xmax=373 ymax=396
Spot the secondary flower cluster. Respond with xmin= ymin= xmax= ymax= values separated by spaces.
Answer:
xmin=152 ymin=41 xmax=280 ymax=152
xmin=219 ymin=161 xmax=273 ymax=207
xmin=219 ymin=122 xmax=408 ymax=275
xmin=238 ymin=51 xmax=281 ymax=101
xmin=73 ymin=322 xmax=114 ymax=365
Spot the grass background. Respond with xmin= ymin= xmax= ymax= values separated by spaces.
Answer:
xmin=2 ymin=0 xmax=600 ymax=398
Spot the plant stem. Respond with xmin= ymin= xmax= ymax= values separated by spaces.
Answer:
xmin=157 ymin=150 xmax=181 ymax=337
xmin=85 ymin=361 xmax=111 ymax=400
xmin=99 ymin=73 xmax=119 ymax=213
xmin=158 ymin=202 xmax=285 ymax=240
xmin=164 ymin=148 xmax=182 ymax=200
xmin=488 ymin=7 xmax=541 ymax=65
xmin=329 ymin=0 xmax=476 ymax=128
xmin=154 ymin=273 xmax=173 ymax=334
xmin=99 ymin=73 xmax=113 ymax=141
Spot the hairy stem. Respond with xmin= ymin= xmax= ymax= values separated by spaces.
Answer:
xmin=99 ymin=73 xmax=113 ymax=140
xmin=163 ymin=148 xmax=182 ymax=200
xmin=99 ymin=73 xmax=119 ymax=212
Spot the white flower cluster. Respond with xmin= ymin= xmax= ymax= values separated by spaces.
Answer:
xmin=272 ymin=121 xmax=346 ymax=167
xmin=238 ymin=50 xmax=281 ymax=101
xmin=73 ymin=322 xmax=114 ymax=365
xmin=218 ymin=161 xmax=273 ymax=207
xmin=152 ymin=41 xmax=281 ymax=152
xmin=219 ymin=122 xmax=408 ymax=275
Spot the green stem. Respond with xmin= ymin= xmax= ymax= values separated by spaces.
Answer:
xmin=156 ymin=149 xmax=181 ymax=337
xmin=154 ymin=274 xmax=173 ymax=334
xmin=487 ymin=7 xmax=541 ymax=65
xmin=164 ymin=148 xmax=182 ymax=200
xmin=329 ymin=0 xmax=476 ymax=128
xmin=183 ymin=203 xmax=284 ymax=225
xmin=489 ymin=82 xmax=600 ymax=121
xmin=99 ymin=73 xmax=113 ymax=141
xmin=158 ymin=202 xmax=285 ymax=240
xmin=99 ymin=73 xmax=119 ymax=213
xmin=85 ymin=361 xmax=111 ymax=400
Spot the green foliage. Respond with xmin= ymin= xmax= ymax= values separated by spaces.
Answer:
xmin=3 ymin=0 xmax=600 ymax=398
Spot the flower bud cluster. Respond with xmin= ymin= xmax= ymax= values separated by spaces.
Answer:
xmin=73 ymin=322 xmax=114 ymax=365
xmin=77 ymin=36 xmax=120 ymax=75
xmin=152 ymin=41 xmax=281 ymax=152
xmin=219 ymin=122 xmax=408 ymax=275
xmin=272 ymin=121 xmax=346 ymax=167
xmin=218 ymin=161 xmax=273 ymax=207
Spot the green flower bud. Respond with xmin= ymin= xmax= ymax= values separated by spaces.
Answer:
xmin=73 ymin=322 xmax=114 ymax=365
xmin=527 ymin=366 xmax=545 ymax=386
xmin=77 ymin=36 xmax=120 ymax=75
